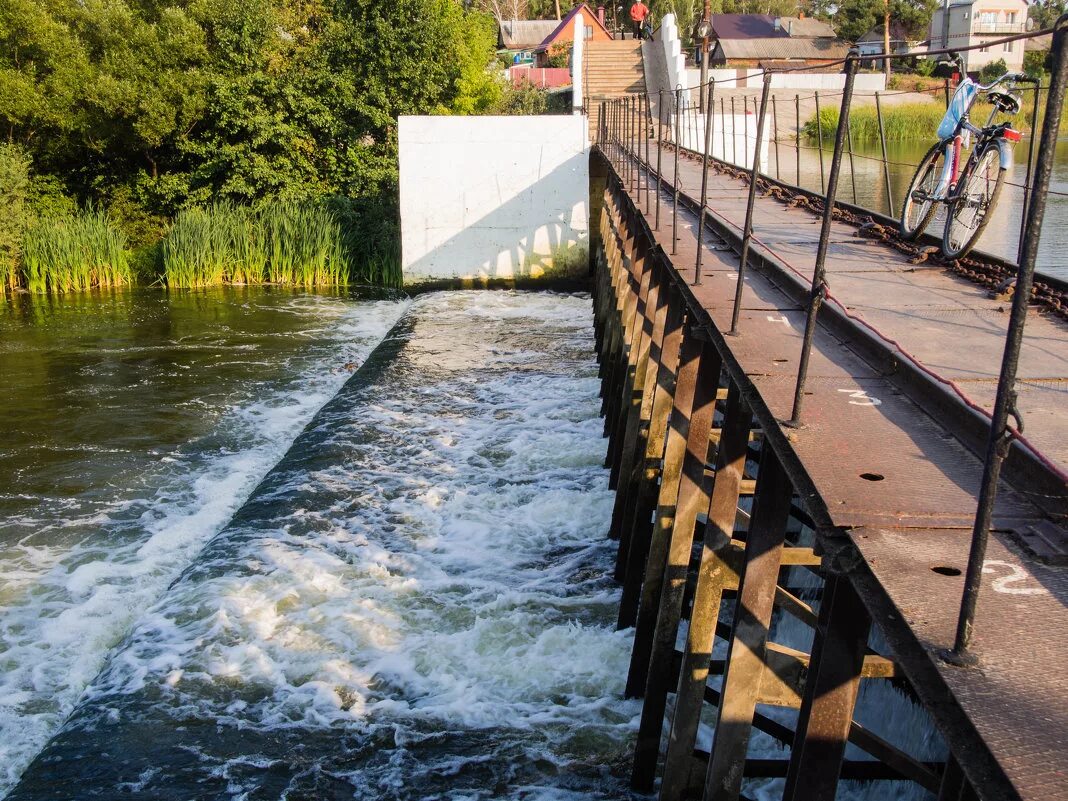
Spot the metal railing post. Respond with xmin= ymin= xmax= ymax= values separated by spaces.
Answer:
xmin=656 ymin=90 xmax=664 ymax=229
xmin=729 ymin=72 xmax=773 ymax=334
xmin=645 ymin=92 xmax=652 ymax=214
xmin=787 ymin=51 xmax=860 ymax=425
xmin=638 ymin=94 xmax=645 ymax=204
xmin=795 ymin=93 xmax=801 ymax=186
xmin=1018 ymin=81 xmax=1042 ymax=264
xmin=672 ymin=87 xmax=682 ymax=255
xmin=814 ymin=90 xmax=826 ymax=194
xmin=623 ymin=95 xmax=632 ymax=190
xmin=946 ymin=14 xmax=1068 ymax=666
xmin=721 ymin=96 xmax=727 ymax=162
xmin=694 ymin=80 xmax=716 ymax=286
xmin=772 ymin=94 xmax=780 ymax=181
xmin=875 ymin=91 xmax=894 ymax=215
xmin=846 ymin=114 xmax=858 ymax=205
xmin=730 ymin=95 xmax=737 ymax=165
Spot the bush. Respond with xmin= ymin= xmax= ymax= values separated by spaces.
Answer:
xmin=979 ymin=58 xmax=1008 ymax=83
xmin=546 ymin=42 xmax=570 ymax=69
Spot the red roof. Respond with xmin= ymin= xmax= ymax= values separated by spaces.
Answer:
xmin=536 ymin=3 xmax=611 ymax=51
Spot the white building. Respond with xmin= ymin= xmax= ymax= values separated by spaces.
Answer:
xmin=928 ymin=0 xmax=1028 ymax=73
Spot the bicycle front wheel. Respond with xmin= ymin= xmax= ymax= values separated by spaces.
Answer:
xmin=942 ymin=143 xmax=1005 ymax=260
xmin=900 ymin=141 xmax=947 ymax=240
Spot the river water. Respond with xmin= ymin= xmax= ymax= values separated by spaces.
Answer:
xmin=0 ymin=287 xmax=943 ymax=799
xmin=766 ymin=136 xmax=1068 ymax=281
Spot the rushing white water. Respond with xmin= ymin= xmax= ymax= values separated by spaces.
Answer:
xmin=3 ymin=288 xmax=945 ymax=800
xmin=0 ymin=292 xmax=409 ymax=796
xmin=7 ymin=291 xmax=640 ymax=800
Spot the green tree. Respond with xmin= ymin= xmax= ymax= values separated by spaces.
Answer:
xmin=828 ymin=0 xmax=934 ymax=44
xmin=1029 ymin=0 xmax=1066 ymax=29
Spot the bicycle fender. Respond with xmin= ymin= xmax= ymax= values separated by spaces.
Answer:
xmin=996 ymin=139 xmax=1013 ymax=170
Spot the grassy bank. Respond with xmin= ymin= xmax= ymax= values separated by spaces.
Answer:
xmin=3 ymin=201 xmax=402 ymax=294
xmin=804 ymin=92 xmax=1057 ymax=143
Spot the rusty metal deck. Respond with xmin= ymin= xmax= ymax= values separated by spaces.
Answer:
xmin=615 ymin=148 xmax=1068 ymax=800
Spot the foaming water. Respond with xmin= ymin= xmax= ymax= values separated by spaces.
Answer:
xmin=0 ymin=287 xmax=409 ymax=795
xmin=8 ymin=291 xmax=639 ymax=800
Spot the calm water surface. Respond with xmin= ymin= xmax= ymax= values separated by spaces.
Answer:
xmin=767 ymin=136 xmax=1068 ymax=280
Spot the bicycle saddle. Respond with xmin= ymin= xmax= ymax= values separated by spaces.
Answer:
xmin=988 ymin=91 xmax=1021 ymax=115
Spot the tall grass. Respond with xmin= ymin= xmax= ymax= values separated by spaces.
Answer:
xmin=804 ymin=103 xmax=946 ymax=142
xmin=805 ymin=95 xmax=1057 ymax=143
xmin=22 ymin=209 xmax=131 ymax=293
xmin=163 ymin=201 xmax=349 ymax=288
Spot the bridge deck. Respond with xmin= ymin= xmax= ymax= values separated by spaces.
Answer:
xmin=617 ymin=145 xmax=1068 ymax=799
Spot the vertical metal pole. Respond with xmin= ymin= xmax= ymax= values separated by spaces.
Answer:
xmin=623 ymin=95 xmax=632 ymax=191
xmin=875 ymin=91 xmax=894 ymax=215
xmin=720 ymin=96 xmax=727 ymax=162
xmin=694 ymin=80 xmax=716 ymax=285
xmin=639 ymin=94 xmax=646 ymax=204
xmin=788 ymin=52 xmax=860 ymax=425
xmin=1018 ymin=81 xmax=1042 ymax=264
xmin=645 ymin=92 xmax=652 ymax=214
xmin=656 ymin=90 xmax=664 ymax=229
xmin=729 ymin=72 xmax=772 ymax=335
xmin=730 ymin=95 xmax=737 ymax=165
xmin=846 ymin=114 xmax=858 ymax=205
xmin=947 ymin=15 xmax=1068 ymax=666
xmin=672 ymin=87 xmax=681 ymax=255
xmin=944 ymin=76 xmax=951 ymax=107
xmin=814 ymin=90 xmax=826 ymax=194
xmin=772 ymin=94 xmax=781 ymax=181
xmin=795 ymin=93 xmax=801 ymax=186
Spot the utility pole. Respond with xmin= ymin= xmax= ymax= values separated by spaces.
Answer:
xmin=883 ymin=0 xmax=891 ymax=77
xmin=698 ymin=0 xmax=712 ymax=112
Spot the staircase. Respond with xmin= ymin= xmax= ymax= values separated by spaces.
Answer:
xmin=584 ymin=40 xmax=646 ymax=142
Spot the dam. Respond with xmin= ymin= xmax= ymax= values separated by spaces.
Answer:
xmin=1 ymin=10 xmax=1067 ymax=801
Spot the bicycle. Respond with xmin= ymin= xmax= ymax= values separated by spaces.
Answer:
xmin=899 ymin=54 xmax=1029 ymax=260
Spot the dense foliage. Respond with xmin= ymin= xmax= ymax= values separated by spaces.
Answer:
xmin=0 ymin=0 xmax=503 ymax=287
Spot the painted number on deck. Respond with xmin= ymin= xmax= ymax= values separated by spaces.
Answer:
xmin=836 ymin=388 xmax=882 ymax=407
xmin=766 ymin=315 xmax=790 ymax=327
xmin=982 ymin=560 xmax=1049 ymax=596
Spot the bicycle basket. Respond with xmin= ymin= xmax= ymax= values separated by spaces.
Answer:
xmin=937 ymin=79 xmax=978 ymax=140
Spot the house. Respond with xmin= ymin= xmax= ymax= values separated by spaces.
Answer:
xmin=857 ymin=20 xmax=925 ymax=58
xmin=707 ymin=13 xmax=848 ymax=67
xmin=927 ymin=0 xmax=1028 ymax=73
xmin=534 ymin=3 xmax=614 ymax=67
xmin=498 ymin=19 xmax=560 ymax=53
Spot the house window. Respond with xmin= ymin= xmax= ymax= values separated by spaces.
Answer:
xmin=1007 ymin=11 xmax=1016 ymax=23
xmin=585 ymin=25 xmax=593 ymax=39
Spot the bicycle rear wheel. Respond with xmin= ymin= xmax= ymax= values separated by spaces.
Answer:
xmin=899 ymin=141 xmax=946 ymax=240
xmin=942 ymin=143 xmax=1005 ymax=260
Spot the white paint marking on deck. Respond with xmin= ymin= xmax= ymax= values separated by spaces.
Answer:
xmin=836 ymin=388 xmax=882 ymax=407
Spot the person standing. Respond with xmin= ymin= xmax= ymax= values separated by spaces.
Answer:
xmin=630 ymin=1 xmax=649 ymax=40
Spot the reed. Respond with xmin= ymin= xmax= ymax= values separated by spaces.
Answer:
xmin=21 ymin=209 xmax=131 ymax=293
xmin=805 ymin=93 xmax=1058 ymax=143
xmin=164 ymin=201 xmax=348 ymax=288
xmin=804 ymin=102 xmax=946 ymax=142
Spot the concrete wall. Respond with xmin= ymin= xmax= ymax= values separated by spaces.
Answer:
xmin=685 ymin=68 xmax=887 ymax=91
xmin=398 ymin=115 xmax=590 ymax=286
xmin=675 ymin=111 xmax=770 ymax=172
